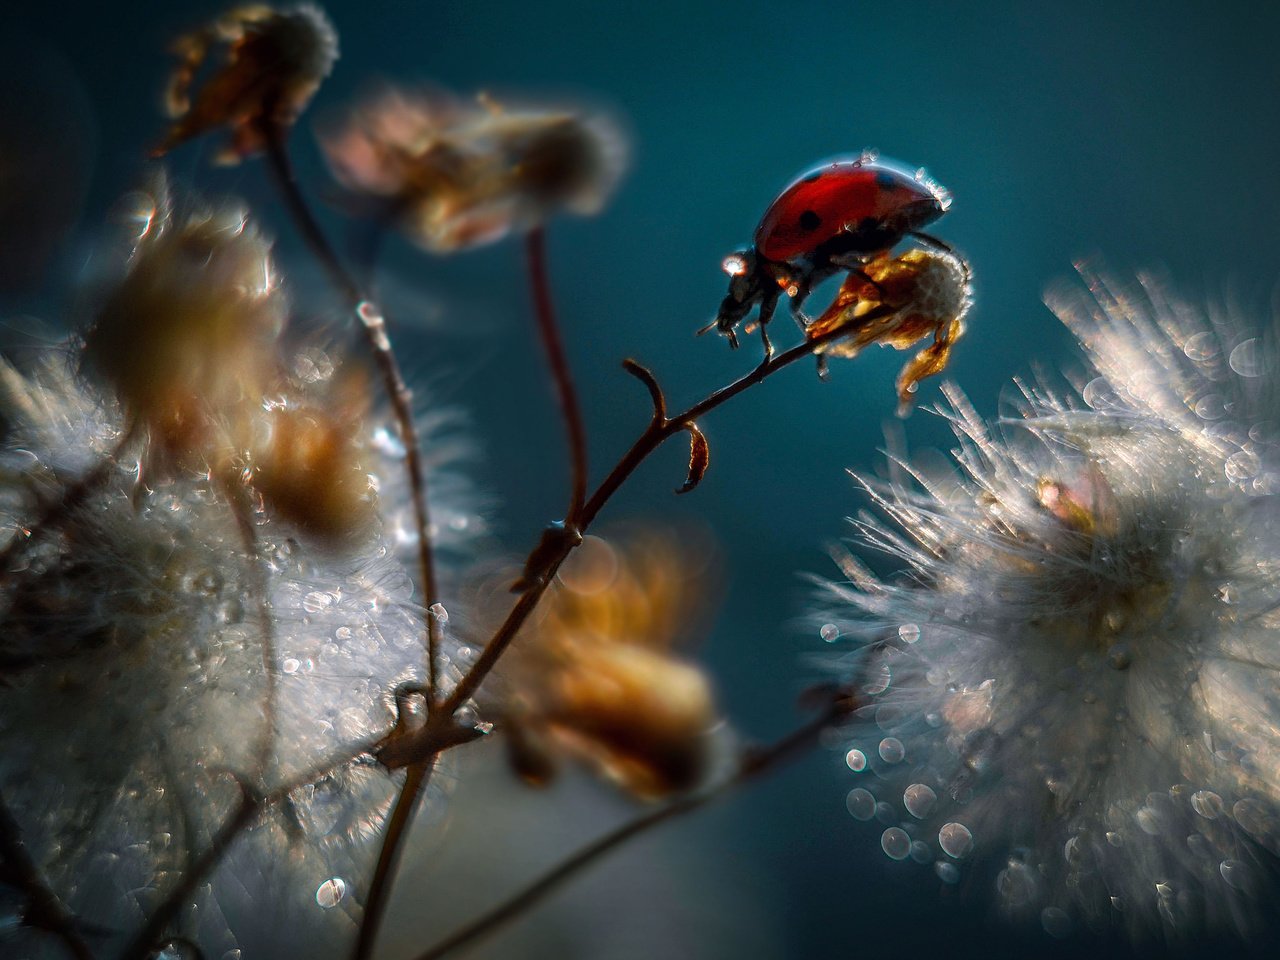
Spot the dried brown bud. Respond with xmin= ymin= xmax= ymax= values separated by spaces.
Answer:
xmin=807 ymin=248 xmax=972 ymax=415
xmin=155 ymin=4 xmax=338 ymax=163
xmin=82 ymin=180 xmax=285 ymax=472
xmin=504 ymin=531 xmax=720 ymax=799
xmin=251 ymin=371 xmax=377 ymax=549
xmin=319 ymin=88 xmax=626 ymax=251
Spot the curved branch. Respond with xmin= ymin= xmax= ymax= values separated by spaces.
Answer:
xmin=413 ymin=689 xmax=857 ymax=960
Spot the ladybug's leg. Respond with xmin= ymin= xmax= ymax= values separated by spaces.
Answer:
xmin=756 ymin=287 xmax=779 ymax=361
xmin=789 ymin=262 xmax=837 ymax=330
xmin=909 ymin=231 xmax=955 ymax=255
xmin=815 ymin=353 xmax=830 ymax=381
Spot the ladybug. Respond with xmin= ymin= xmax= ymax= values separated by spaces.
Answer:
xmin=704 ymin=154 xmax=952 ymax=355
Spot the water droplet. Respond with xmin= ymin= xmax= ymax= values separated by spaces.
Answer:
xmin=935 ymin=861 xmax=960 ymax=884
xmin=938 ymin=822 xmax=973 ymax=859
xmin=302 ymin=591 xmax=333 ymax=614
xmin=820 ymin=623 xmax=840 ymax=642
xmin=846 ymin=788 xmax=875 ymax=820
xmin=1194 ymin=394 xmax=1226 ymax=420
xmin=881 ymin=827 xmax=911 ymax=861
xmin=1184 ymin=331 xmax=1219 ymax=362
xmin=1226 ymin=450 xmax=1261 ymax=482
xmin=1106 ymin=831 xmax=1123 ymax=847
xmin=909 ymin=841 xmax=932 ymax=864
xmin=897 ymin=623 xmax=920 ymax=644
xmin=1215 ymin=583 xmax=1238 ymax=605
xmin=878 ymin=737 xmax=905 ymax=764
xmin=1229 ymin=339 xmax=1265 ymax=377
xmin=429 ymin=602 xmax=449 ymax=624
xmin=282 ymin=658 xmax=300 ymax=675
xmin=316 ymin=877 xmax=347 ymax=908
xmin=1220 ymin=859 xmax=1248 ymax=890
xmin=1190 ymin=789 xmax=1223 ymax=819
xmin=997 ymin=861 xmax=1036 ymax=906
xmin=844 ymin=749 xmax=867 ymax=772
xmin=1082 ymin=377 xmax=1120 ymax=410
xmin=903 ymin=783 xmax=938 ymax=819
xmin=1041 ymin=907 xmax=1071 ymax=938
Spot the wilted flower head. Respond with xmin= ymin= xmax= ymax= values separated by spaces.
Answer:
xmin=0 ymin=339 xmax=481 ymax=955
xmin=501 ymin=530 xmax=719 ymax=799
xmin=820 ymin=268 xmax=1280 ymax=943
xmin=807 ymin=248 xmax=971 ymax=415
xmin=319 ymin=87 xmax=626 ymax=251
xmin=82 ymin=178 xmax=284 ymax=473
xmin=155 ymin=3 xmax=338 ymax=163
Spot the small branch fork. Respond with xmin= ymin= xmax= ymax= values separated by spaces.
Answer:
xmin=413 ymin=686 xmax=861 ymax=960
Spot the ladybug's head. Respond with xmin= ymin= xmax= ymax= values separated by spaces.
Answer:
xmin=700 ymin=248 xmax=782 ymax=349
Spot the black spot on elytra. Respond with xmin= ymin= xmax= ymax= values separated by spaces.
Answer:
xmin=798 ymin=209 xmax=821 ymax=231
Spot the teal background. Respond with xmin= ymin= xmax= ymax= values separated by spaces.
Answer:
xmin=5 ymin=1 xmax=1280 ymax=956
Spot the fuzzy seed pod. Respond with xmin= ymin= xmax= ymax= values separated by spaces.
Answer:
xmin=155 ymin=3 xmax=338 ymax=163
xmin=319 ymin=87 xmax=626 ymax=251
xmin=819 ymin=268 xmax=1280 ymax=944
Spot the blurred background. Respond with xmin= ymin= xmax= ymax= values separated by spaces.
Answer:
xmin=4 ymin=1 xmax=1280 ymax=957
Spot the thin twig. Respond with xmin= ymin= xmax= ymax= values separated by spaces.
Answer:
xmin=0 ymin=428 xmax=136 ymax=580
xmin=352 ymin=760 xmax=435 ymax=960
xmin=442 ymin=305 xmax=898 ymax=716
xmin=0 ymin=789 xmax=96 ymax=960
xmin=220 ymin=476 xmax=278 ymax=783
xmin=525 ymin=227 xmax=588 ymax=523
xmin=413 ymin=689 xmax=858 ymax=960
xmin=259 ymin=126 xmax=444 ymax=703
xmin=117 ymin=736 xmax=386 ymax=960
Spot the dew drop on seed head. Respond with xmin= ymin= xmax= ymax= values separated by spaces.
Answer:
xmin=845 ymin=748 xmax=867 ymax=772
xmin=897 ymin=623 xmax=920 ymax=643
xmin=874 ymin=802 xmax=897 ymax=825
xmin=430 ymin=602 xmax=449 ymax=623
xmin=1191 ymin=789 xmax=1223 ymax=819
xmin=878 ymin=737 xmax=905 ymax=763
xmin=316 ymin=876 xmax=347 ymax=908
xmin=282 ymin=658 xmax=300 ymax=675
xmin=303 ymin=591 xmax=333 ymax=614
xmin=846 ymin=788 xmax=875 ymax=820
xmin=1184 ymin=331 xmax=1219 ymax=362
xmin=1229 ymin=339 xmax=1264 ymax=377
xmin=903 ymin=783 xmax=937 ymax=819
xmin=1041 ymin=907 xmax=1071 ymax=938
xmin=939 ymin=822 xmax=973 ymax=859
xmin=935 ymin=861 xmax=960 ymax=884
xmin=997 ymin=861 xmax=1036 ymax=906
xmin=881 ymin=827 xmax=910 ymax=860
xmin=1225 ymin=451 xmax=1261 ymax=482
xmin=1220 ymin=859 xmax=1248 ymax=890
xmin=820 ymin=623 xmax=840 ymax=642
xmin=910 ymin=841 xmax=932 ymax=863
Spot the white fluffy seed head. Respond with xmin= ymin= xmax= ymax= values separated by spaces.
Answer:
xmin=820 ymin=268 xmax=1280 ymax=943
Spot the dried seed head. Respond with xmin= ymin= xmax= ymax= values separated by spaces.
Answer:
xmin=82 ymin=179 xmax=285 ymax=472
xmin=808 ymin=248 xmax=972 ymax=414
xmin=251 ymin=372 xmax=378 ymax=549
xmin=504 ymin=530 xmax=719 ymax=798
xmin=155 ymin=3 xmax=338 ymax=163
xmin=319 ymin=87 xmax=626 ymax=251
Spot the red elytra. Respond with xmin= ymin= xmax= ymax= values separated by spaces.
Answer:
xmin=753 ymin=158 xmax=949 ymax=264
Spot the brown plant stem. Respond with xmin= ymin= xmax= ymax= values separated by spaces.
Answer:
xmin=413 ymin=688 xmax=858 ymax=960
xmin=118 ymin=736 xmax=387 ymax=960
xmin=0 ymin=789 xmax=95 ymax=960
xmin=220 ymin=476 xmax=278 ymax=784
xmin=352 ymin=760 xmax=434 ymax=960
xmin=442 ymin=304 xmax=898 ymax=716
xmin=0 ymin=428 xmax=136 ymax=580
xmin=259 ymin=125 xmax=444 ymax=704
xmin=525 ymin=227 xmax=588 ymax=523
